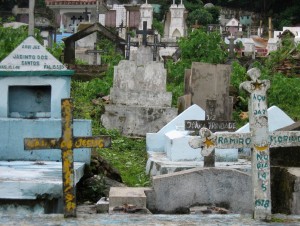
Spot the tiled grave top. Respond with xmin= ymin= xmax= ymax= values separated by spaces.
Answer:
xmin=0 ymin=36 xmax=73 ymax=76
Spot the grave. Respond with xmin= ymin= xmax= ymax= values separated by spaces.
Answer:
xmin=146 ymin=105 xmax=243 ymax=176
xmin=101 ymin=27 xmax=177 ymax=136
xmin=178 ymin=62 xmax=233 ymax=121
xmin=188 ymin=68 xmax=300 ymax=220
xmin=0 ymin=36 xmax=97 ymax=214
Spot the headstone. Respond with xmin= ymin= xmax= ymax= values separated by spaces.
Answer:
xmin=188 ymin=68 xmax=300 ymax=220
xmin=101 ymin=45 xmax=177 ymax=136
xmin=0 ymin=36 xmax=94 ymax=213
xmin=188 ymin=62 xmax=233 ymax=120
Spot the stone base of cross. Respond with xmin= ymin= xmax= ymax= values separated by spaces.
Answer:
xmin=189 ymin=68 xmax=300 ymax=220
xmin=24 ymin=98 xmax=111 ymax=218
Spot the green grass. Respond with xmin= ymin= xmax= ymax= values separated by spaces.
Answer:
xmin=71 ymin=79 xmax=151 ymax=187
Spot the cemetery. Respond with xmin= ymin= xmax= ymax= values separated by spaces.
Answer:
xmin=1 ymin=0 xmax=300 ymax=225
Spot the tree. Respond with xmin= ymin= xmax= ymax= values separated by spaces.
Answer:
xmin=0 ymin=25 xmax=42 ymax=61
xmin=178 ymin=28 xmax=227 ymax=64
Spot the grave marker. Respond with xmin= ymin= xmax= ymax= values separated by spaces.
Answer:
xmin=24 ymin=98 xmax=111 ymax=218
xmin=189 ymin=68 xmax=300 ymax=220
xmin=136 ymin=21 xmax=154 ymax=46
xmin=147 ymin=34 xmax=166 ymax=61
xmin=186 ymin=99 xmax=236 ymax=167
xmin=85 ymin=43 xmax=103 ymax=65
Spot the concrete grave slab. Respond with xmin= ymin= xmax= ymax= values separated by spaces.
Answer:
xmin=0 ymin=161 xmax=85 ymax=200
xmin=152 ymin=167 xmax=252 ymax=213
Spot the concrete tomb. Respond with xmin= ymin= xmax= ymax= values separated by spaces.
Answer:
xmin=101 ymin=45 xmax=177 ymax=136
xmin=189 ymin=68 xmax=300 ymax=220
xmin=146 ymin=104 xmax=241 ymax=176
xmin=0 ymin=36 xmax=92 ymax=213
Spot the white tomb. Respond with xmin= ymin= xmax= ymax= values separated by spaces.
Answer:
xmin=147 ymin=104 xmax=238 ymax=163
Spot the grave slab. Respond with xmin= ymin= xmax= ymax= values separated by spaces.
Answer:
xmin=152 ymin=168 xmax=252 ymax=213
xmin=109 ymin=187 xmax=150 ymax=212
xmin=146 ymin=151 xmax=251 ymax=176
xmin=0 ymin=161 xmax=84 ymax=200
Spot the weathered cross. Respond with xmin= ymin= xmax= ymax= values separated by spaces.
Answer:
xmin=24 ymin=98 xmax=111 ymax=218
xmin=123 ymin=33 xmax=139 ymax=60
xmin=186 ymin=99 xmax=236 ymax=167
xmin=147 ymin=34 xmax=166 ymax=61
xmin=189 ymin=68 xmax=300 ymax=220
xmin=83 ymin=7 xmax=91 ymax=22
xmin=136 ymin=21 xmax=154 ymax=46
xmin=85 ymin=43 xmax=104 ymax=65
xmin=12 ymin=0 xmax=35 ymax=36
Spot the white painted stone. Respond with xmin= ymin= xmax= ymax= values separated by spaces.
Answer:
xmin=0 ymin=36 xmax=68 ymax=72
xmin=139 ymin=2 xmax=153 ymax=30
xmin=267 ymin=38 xmax=280 ymax=53
xmin=146 ymin=104 xmax=205 ymax=152
xmin=232 ymin=106 xmax=294 ymax=155
xmin=164 ymin=1 xmax=186 ymax=39
xmin=238 ymin=106 xmax=294 ymax=133
xmin=165 ymin=130 xmax=201 ymax=161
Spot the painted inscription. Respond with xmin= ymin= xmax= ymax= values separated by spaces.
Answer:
xmin=0 ymin=37 xmax=67 ymax=71
xmin=185 ymin=120 xmax=236 ymax=131
xmin=24 ymin=98 xmax=112 ymax=218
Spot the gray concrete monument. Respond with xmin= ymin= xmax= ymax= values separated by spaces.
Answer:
xmin=101 ymin=45 xmax=177 ymax=136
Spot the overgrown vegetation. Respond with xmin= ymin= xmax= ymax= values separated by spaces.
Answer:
xmin=70 ymin=37 xmax=151 ymax=187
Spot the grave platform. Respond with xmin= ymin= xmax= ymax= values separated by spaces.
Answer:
xmin=146 ymin=151 xmax=251 ymax=176
xmin=0 ymin=161 xmax=85 ymax=213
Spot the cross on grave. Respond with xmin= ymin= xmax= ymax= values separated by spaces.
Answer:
xmin=85 ymin=43 xmax=104 ymax=65
xmin=120 ymin=33 xmax=139 ymax=60
xmin=71 ymin=16 xmax=77 ymax=24
xmin=228 ymin=35 xmax=236 ymax=59
xmin=147 ymin=34 xmax=166 ymax=61
xmin=83 ymin=7 xmax=91 ymax=22
xmin=69 ymin=23 xmax=78 ymax=33
xmin=185 ymin=99 xmax=236 ymax=167
xmin=136 ymin=21 xmax=154 ymax=46
xmin=77 ymin=15 xmax=84 ymax=23
xmin=24 ymin=98 xmax=111 ymax=218
xmin=188 ymin=68 xmax=300 ymax=220
xmin=12 ymin=0 xmax=36 ymax=36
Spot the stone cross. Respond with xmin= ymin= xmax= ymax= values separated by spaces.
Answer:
xmin=228 ymin=35 xmax=236 ymax=59
xmin=136 ymin=21 xmax=154 ymax=46
xmin=85 ymin=43 xmax=103 ymax=65
xmin=186 ymin=99 xmax=236 ymax=167
xmin=189 ymin=68 xmax=300 ymax=220
xmin=12 ymin=0 xmax=35 ymax=36
xmin=24 ymin=98 xmax=111 ymax=218
xmin=28 ymin=0 xmax=35 ymax=36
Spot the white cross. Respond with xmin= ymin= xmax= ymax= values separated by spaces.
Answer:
xmin=189 ymin=68 xmax=300 ymax=220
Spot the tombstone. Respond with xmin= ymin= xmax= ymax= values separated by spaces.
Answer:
xmin=181 ymin=62 xmax=233 ymax=121
xmin=0 ymin=37 xmax=93 ymax=213
xmin=267 ymin=38 xmax=280 ymax=53
xmin=188 ymin=68 xmax=300 ymax=220
xmin=101 ymin=44 xmax=177 ymax=136
xmin=243 ymin=38 xmax=256 ymax=58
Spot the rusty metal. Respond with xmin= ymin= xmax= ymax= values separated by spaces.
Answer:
xmin=24 ymin=98 xmax=111 ymax=218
